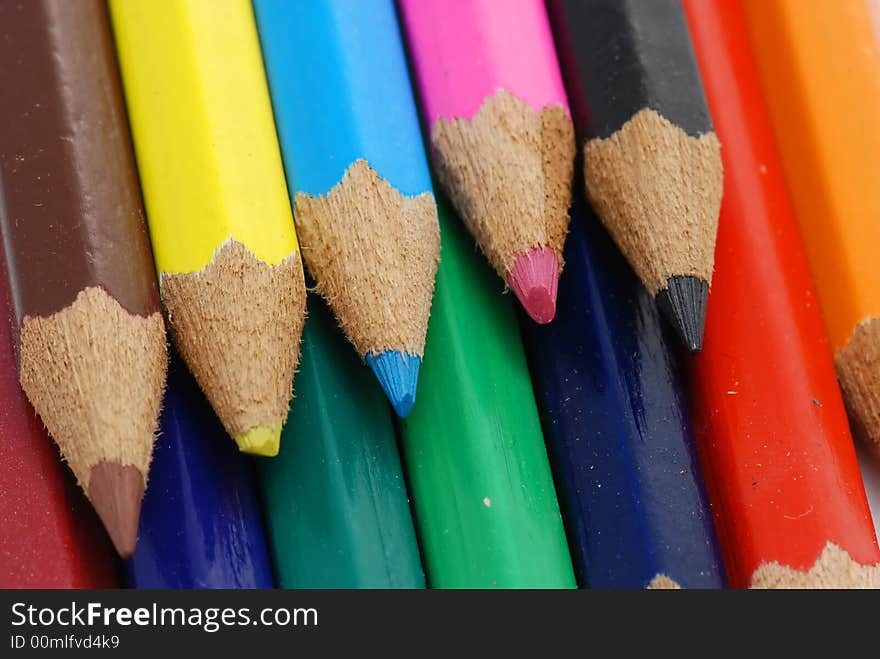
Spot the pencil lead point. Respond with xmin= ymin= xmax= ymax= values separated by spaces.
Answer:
xmin=507 ymin=247 xmax=559 ymax=324
xmin=235 ymin=422 xmax=283 ymax=457
xmin=87 ymin=461 xmax=145 ymax=558
xmin=366 ymin=351 xmax=421 ymax=417
xmin=656 ymin=276 xmax=709 ymax=353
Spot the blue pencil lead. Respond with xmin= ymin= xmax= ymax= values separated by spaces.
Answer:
xmin=366 ymin=351 xmax=421 ymax=417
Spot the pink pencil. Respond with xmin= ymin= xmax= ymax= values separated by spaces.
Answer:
xmin=399 ymin=0 xmax=575 ymax=323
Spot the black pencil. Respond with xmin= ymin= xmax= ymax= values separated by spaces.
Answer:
xmin=546 ymin=0 xmax=723 ymax=352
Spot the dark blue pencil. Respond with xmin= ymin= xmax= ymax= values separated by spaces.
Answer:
xmin=126 ymin=354 xmax=273 ymax=589
xmin=522 ymin=198 xmax=725 ymax=588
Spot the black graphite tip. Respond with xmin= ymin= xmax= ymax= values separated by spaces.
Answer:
xmin=656 ymin=276 xmax=709 ymax=353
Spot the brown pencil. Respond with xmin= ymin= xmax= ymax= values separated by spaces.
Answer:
xmin=0 ymin=0 xmax=167 ymax=557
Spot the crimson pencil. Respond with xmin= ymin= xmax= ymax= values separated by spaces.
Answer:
xmin=683 ymin=0 xmax=880 ymax=587
xmin=0 ymin=256 xmax=119 ymax=588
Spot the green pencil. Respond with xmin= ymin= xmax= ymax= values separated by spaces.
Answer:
xmin=258 ymin=296 xmax=425 ymax=588
xmin=400 ymin=198 xmax=576 ymax=588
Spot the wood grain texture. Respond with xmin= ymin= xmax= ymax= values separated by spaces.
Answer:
xmin=159 ymin=240 xmax=305 ymax=455
xmin=582 ymin=108 xmax=721 ymax=295
xmin=430 ymin=92 xmax=573 ymax=282
xmin=293 ymin=161 xmax=439 ymax=357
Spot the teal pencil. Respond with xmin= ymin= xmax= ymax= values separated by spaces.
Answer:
xmin=259 ymin=296 xmax=425 ymax=588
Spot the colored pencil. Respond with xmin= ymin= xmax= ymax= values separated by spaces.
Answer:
xmin=684 ymin=0 xmax=880 ymax=588
xmin=522 ymin=198 xmax=724 ymax=589
xmin=398 ymin=0 xmax=574 ymax=324
xmin=109 ymin=0 xmax=306 ymax=456
xmin=0 ymin=0 xmax=167 ymax=557
xmin=253 ymin=0 xmax=439 ymax=417
xmin=126 ymin=352 xmax=273 ymax=589
xmin=743 ymin=1 xmax=880 ymax=459
xmin=546 ymin=0 xmax=722 ymax=352
xmin=0 ymin=256 xmax=119 ymax=588
xmin=399 ymin=197 xmax=575 ymax=588
xmin=258 ymin=296 xmax=425 ymax=588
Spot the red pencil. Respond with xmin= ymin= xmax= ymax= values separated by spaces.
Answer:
xmin=683 ymin=0 xmax=880 ymax=587
xmin=0 ymin=261 xmax=119 ymax=588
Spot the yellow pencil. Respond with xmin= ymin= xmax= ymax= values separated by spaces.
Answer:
xmin=110 ymin=0 xmax=306 ymax=457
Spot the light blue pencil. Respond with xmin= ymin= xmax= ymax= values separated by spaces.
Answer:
xmin=254 ymin=0 xmax=440 ymax=417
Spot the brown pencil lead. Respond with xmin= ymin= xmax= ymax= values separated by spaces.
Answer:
xmin=87 ymin=460 xmax=145 ymax=558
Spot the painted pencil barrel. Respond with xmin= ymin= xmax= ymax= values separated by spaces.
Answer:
xmin=254 ymin=0 xmax=439 ymax=418
xmin=399 ymin=198 xmax=575 ymax=588
xmin=126 ymin=353 xmax=273 ymax=589
xmin=259 ymin=296 xmax=425 ymax=588
xmin=522 ymin=200 xmax=724 ymax=589
xmin=685 ymin=0 xmax=880 ymax=588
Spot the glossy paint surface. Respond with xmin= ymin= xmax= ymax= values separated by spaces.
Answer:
xmin=546 ymin=0 xmax=712 ymax=139
xmin=524 ymin=203 xmax=723 ymax=588
xmin=742 ymin=0 xmax=880 ymax=353
xmin=127 ymin=354 xmax=273 ymax=589
xmin=0 ymin=0 xmax=158 ymax=319
xmin=259 ymin=296 xmax=425 ymax=588
xmin=254 ymin=0 xmax=432 ymax=197
xmin=399 ymin=198 xmax=575 ymax=588
xmin=685 ymin=0 xmax=880 ymax=587
xmin=399 ymin=0 xmax=569 ymax=124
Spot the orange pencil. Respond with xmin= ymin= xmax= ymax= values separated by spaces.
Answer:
xmin=744 ymin=0 xmax=880 ymax=457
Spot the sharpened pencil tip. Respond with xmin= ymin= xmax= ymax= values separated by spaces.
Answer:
xmin=656 ymin=276 xmax=709 ymax=353
xmin=366 ymin=351 xmax=421 ymax=417
xmin=507 ymin=247 xmax=560 ymax=324
xmin=235 ymin=422 xmax=283 ymax=457
xmin=87 ymin=461 xmax=145 ymax=558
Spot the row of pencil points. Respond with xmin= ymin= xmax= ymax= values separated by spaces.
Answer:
xmin=0 ymin=0 xmax=878 ymax=588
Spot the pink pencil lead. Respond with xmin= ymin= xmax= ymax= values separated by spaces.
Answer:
xmin=507 ymin=247 xmax=559 ymax=324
